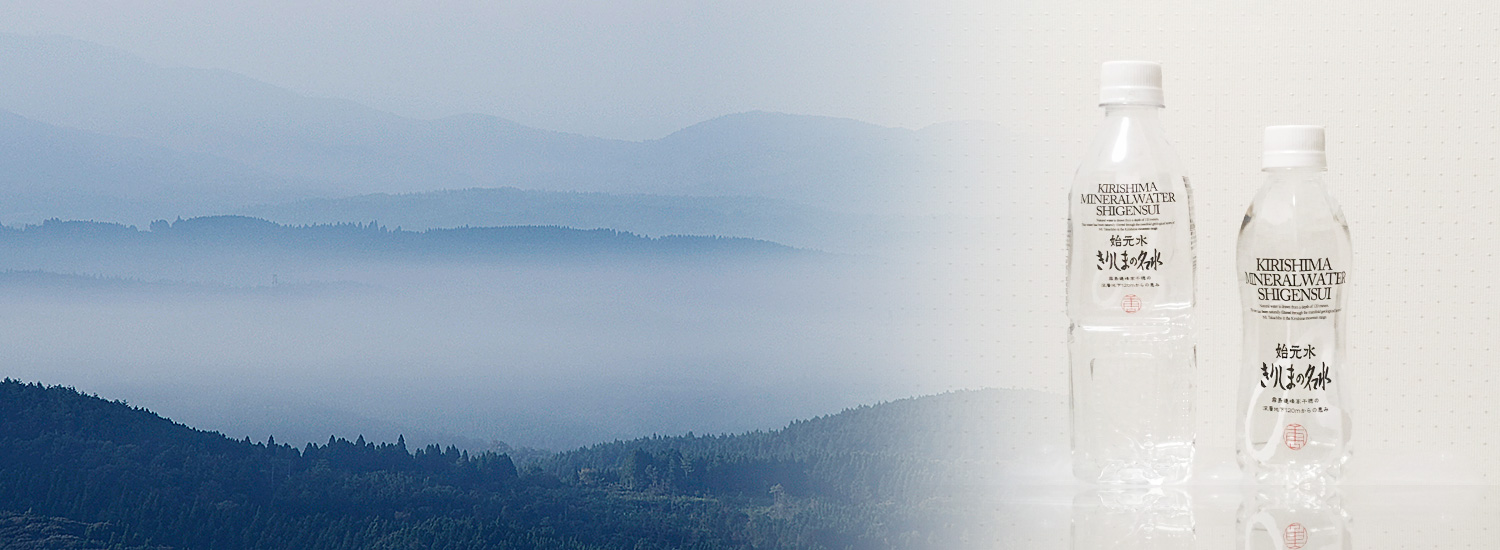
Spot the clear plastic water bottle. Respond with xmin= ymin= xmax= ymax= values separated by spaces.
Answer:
xmin=1067 ymin=61 xmax=1198 ymax=484
xmin=1236 ymin=126 xmax=1352 ymax=486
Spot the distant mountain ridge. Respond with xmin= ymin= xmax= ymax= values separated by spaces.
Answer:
xmin=236 ymin=187 xmax=900 ymax=251
xmin=0 ymin=215 xmax=793 ymax=255
xmin=0 ymin=33 xmax=1003 ymax=230
xmin=0 ymin=216 xmax=798 ymax=288
xmin=0 ymin=109 xmax=308 ymax=222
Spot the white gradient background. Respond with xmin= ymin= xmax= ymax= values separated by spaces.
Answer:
xmin=927 ymin=1 xmax=1500 ymax=484
xmin=3 ymin=1 xmax=1497 ymax=484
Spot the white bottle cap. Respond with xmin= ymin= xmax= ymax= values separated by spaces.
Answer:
xmin=1262 ymin=125 xmax=1327 ymax=170
xmin=1099 ymin=60 xmax=1164 ymax=107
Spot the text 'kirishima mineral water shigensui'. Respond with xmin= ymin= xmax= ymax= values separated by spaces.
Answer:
xmin=1236 ymin=126 xmax=1352 ymax=486
xmin=1067 ymin=61 xmax=1198 ymax=484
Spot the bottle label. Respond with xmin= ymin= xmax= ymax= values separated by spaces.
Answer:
xmin=1072 ymin=177 xmax=1190 ymax=314
xmin=1241 ymin=255 xmax=1348 ymax=459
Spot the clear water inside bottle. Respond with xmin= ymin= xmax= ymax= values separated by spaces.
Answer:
xmin=1235 ymin=169 xmax=1353 ymax=486
xmin=1067 ymin=105 xmax=1197 ymax=484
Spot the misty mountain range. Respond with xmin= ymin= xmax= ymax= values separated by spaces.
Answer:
xmin=0 ymin=32 xmax=1008 ymax=473
xmin=0 ymin=33 xmax=1005 ymax=252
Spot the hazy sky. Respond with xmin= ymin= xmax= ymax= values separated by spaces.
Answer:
xmin=0 ymin=1 xmax=975 ymax=140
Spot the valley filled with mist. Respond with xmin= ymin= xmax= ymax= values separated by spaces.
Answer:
xmin=0 ymin=217 xmax=955 ymax=452
xmin=0 ymin=33 xmax=1038 ymax=457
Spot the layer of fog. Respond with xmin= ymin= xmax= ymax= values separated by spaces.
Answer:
xmin=0 ymin=248 xmax=1008 ymax=452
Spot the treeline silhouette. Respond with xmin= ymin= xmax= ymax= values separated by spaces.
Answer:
xmin=0 ymin=379 xmax=1045 ymax=549
xmin=0 ymin=216 xmax=794 ymax=259
xmin=546 ymin=388 xmax=1060 ymax=504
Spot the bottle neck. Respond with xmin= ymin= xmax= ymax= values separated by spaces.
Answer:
xmin=1262 ymin=167 xmax=1326 ymax=187
xmin=1102 ymin=104 xmax=1162 ymax=118
xmin=1095 ymin=104 xmax=1171 ymax=164
xmin=1100 ymin=104 xmax=1166 ymax=136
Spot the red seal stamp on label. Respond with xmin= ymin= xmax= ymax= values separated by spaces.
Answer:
xmin=1284 ymin=424 xmax=1308 ymax=451
xmin=1120 ymin=294 xmax=1142 ymax=313
xmin=1283 ymin=522 xmax=1308 ymax=549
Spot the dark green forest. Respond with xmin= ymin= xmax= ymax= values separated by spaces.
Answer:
xmin=0 ymin=379 xmax=1061 ymax=549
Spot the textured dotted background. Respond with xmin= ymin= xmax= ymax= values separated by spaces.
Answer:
xmin=912 ymin=1 xmax=1500 ymax=484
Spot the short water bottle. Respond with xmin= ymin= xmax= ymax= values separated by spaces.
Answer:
xmin=1236 ymin=126 xmax=1352 ymax=486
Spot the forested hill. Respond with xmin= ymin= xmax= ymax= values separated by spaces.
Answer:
xmin=0 ymin=216 xmax=794 ymax=259
xmin=545 ymin=388 xmax=1067 ymax=499
xmin=0 ymin=379 xmax=1063 ymax=549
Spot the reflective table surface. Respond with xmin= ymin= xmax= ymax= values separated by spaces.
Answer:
xmin=937 ymin=484 xmax=1495 ymax=548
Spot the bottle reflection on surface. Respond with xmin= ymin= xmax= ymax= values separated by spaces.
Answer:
xmin=1239 ymin=488 xmax=1351 ymax=550
xmin=1072 ymin=488 xmax=1195 ymax=549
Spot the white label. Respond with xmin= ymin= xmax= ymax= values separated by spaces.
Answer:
xmin=1073 ymin=177 xmax=1188 ymax=314
xmin=1241 ymin=255 xmax=1348 ymax=459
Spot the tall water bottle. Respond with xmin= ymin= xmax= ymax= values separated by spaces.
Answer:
xmin=1067 ymin=61 xmax=1198 ymax=484
xmin=1236 ymin=126 xmax=1352 ymax=485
